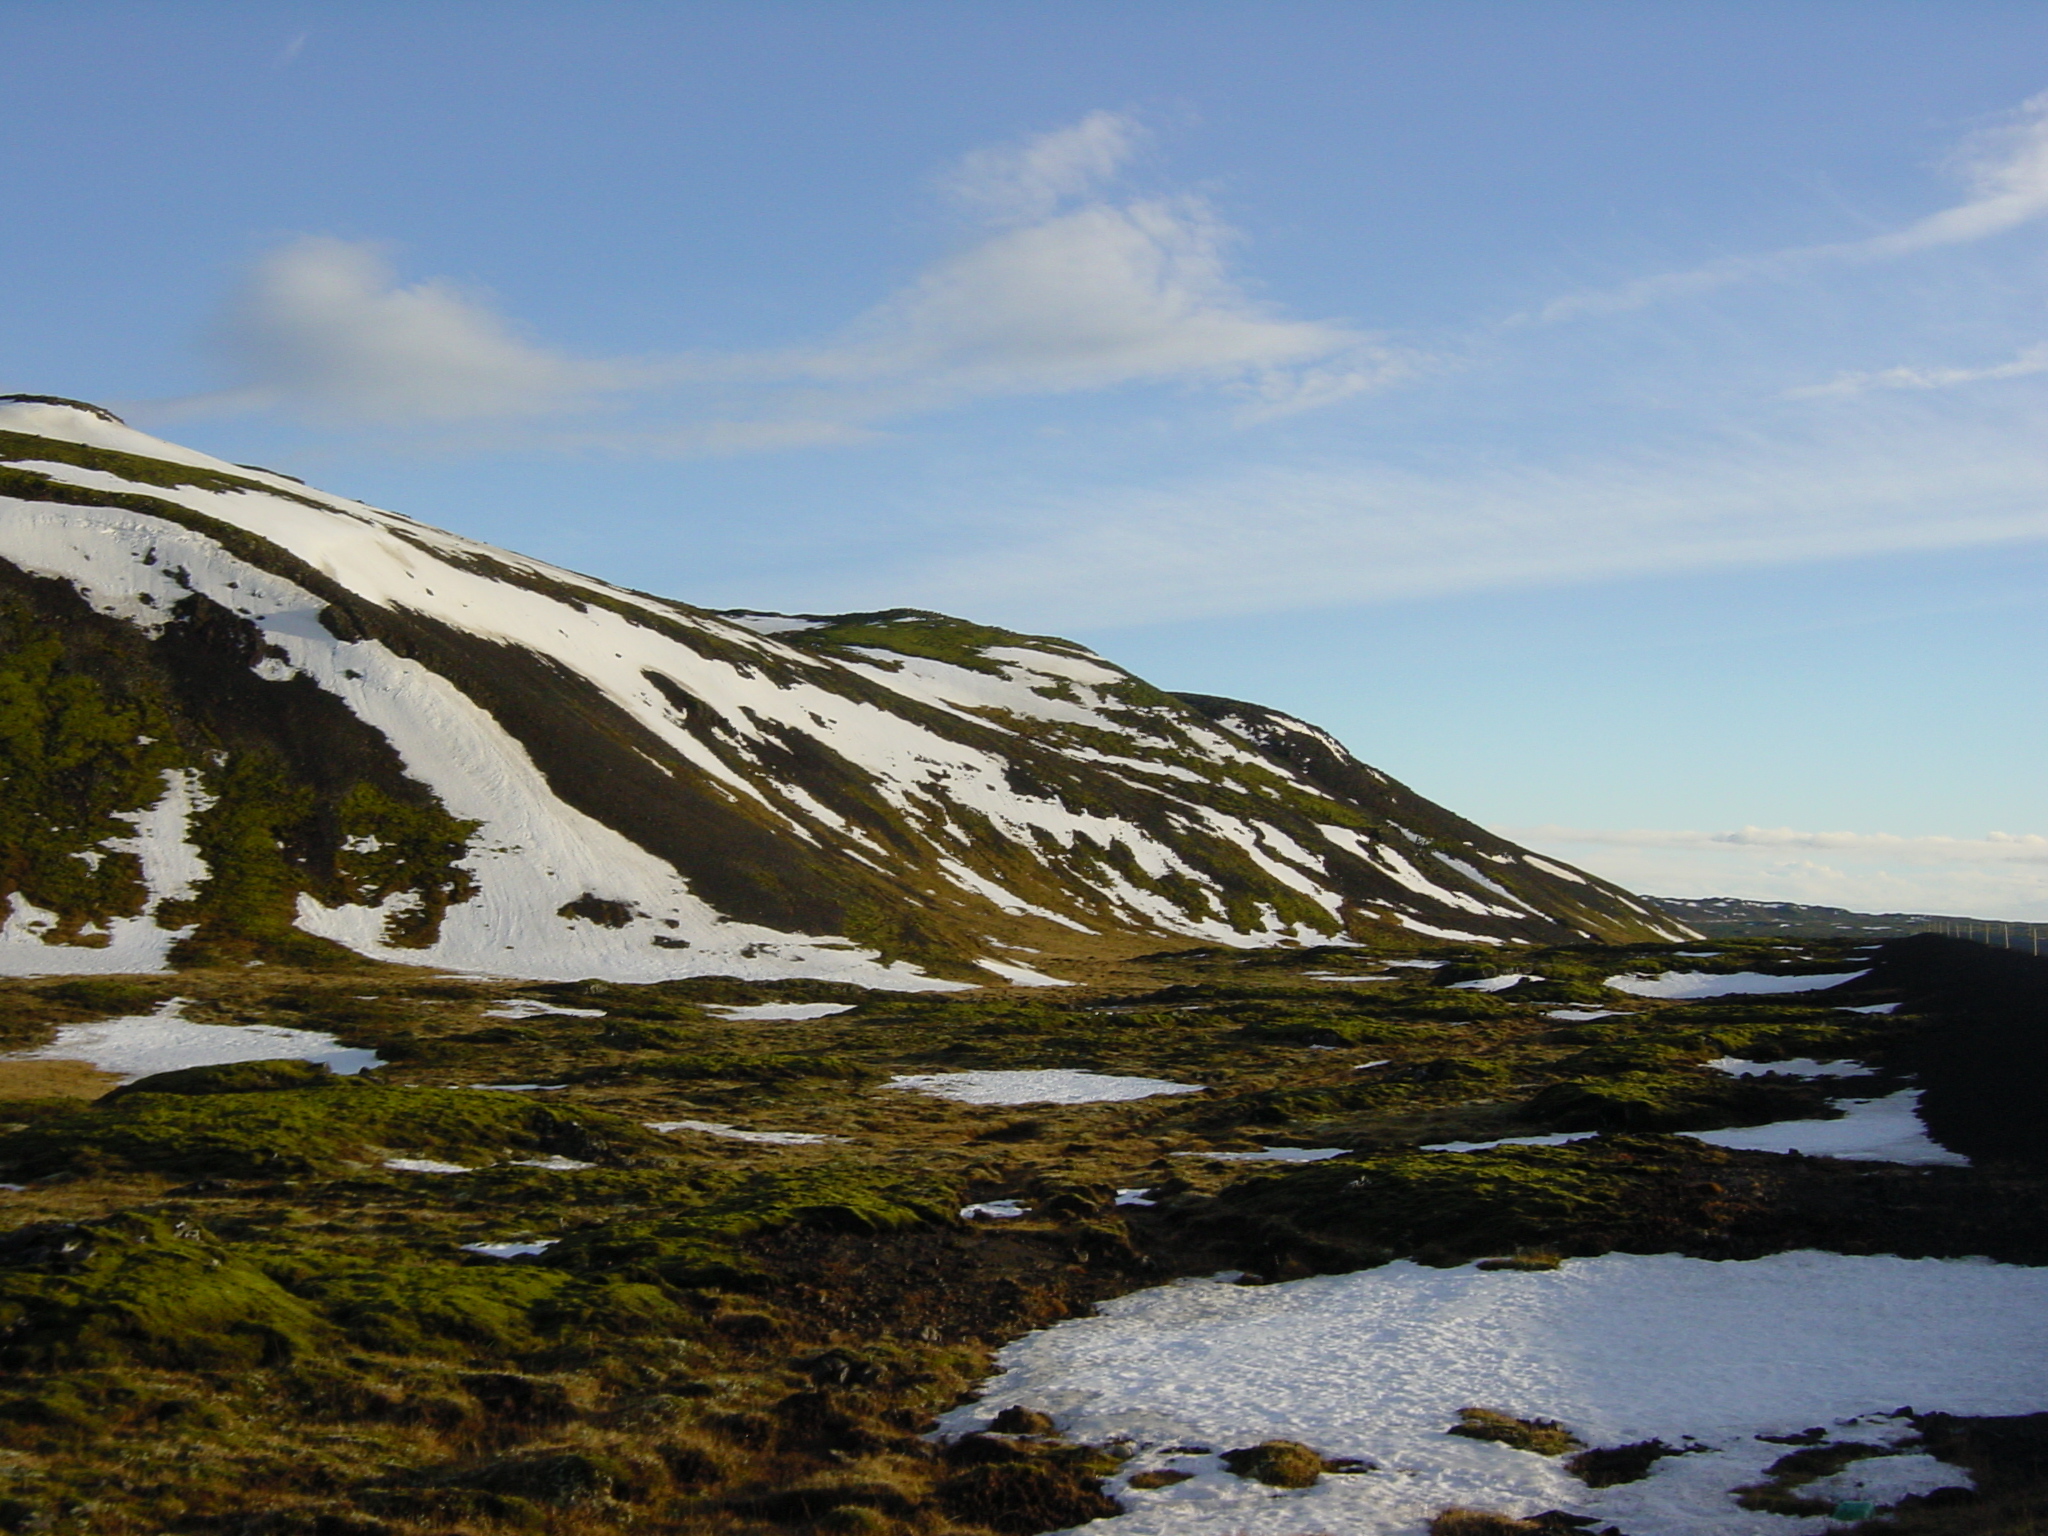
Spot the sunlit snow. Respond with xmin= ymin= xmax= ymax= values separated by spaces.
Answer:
xmin=1606 ymin=969 xmax=1869 ymax=1000
xmin=1685 ymin=1090 xmax=1966 ymax=1166
xmin=646 ymin=1119 xmax=841 ymax=1146
xmin=4 ymin=998 xmax=383 ymax=1081
xmin=944 ymin=1251 xmax=2048 ymax=1535
xmin=886 ymin=1069 xmax=1204 ymax=1105
xmin=701 ymin=1002 xmax=859 ymax=1021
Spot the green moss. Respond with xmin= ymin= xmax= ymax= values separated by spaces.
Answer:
xmin=590 ymin=1051 xmax=873 ymax=1086
xmin=788 ymin=610 xmax=1096 ymax=677
xmin=1186 ymin=1136 xmax=1746 ymax=1269
xmin=1221 ymin=1439 xmax=1325 ymax=1486
xmin=0 ymin=1083 xmax=665 ymax=1180
xmin=0 ymin=594 xmax=184 ymax=936
xmin=1523 ymin=1069 xmax=1833 ymax=1133
xmin=0 ymin=1214 xmax=331 ymax=1369
xmin=331 ymin=782 xmax=481 ymax=947
xmin=1448 ymin=1408 xmax=1584 ymax=1456
xmin=101 ymin=1057 xmax=335 ymax=1101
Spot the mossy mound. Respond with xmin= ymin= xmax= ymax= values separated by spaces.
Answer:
xmin=1175 ymin=1136 xmax=1764 ymax=1271
xmin=101 ymin=1056 xmax=335 ymax=1101
xmin=0 ymin=1214 xmax=331 ymax=1370
xmin=1523 ymin=1068 xmax=1834 ymax=1133
xmin=0 ymin=1081 xmax=664 ymax=1180
xmin=936 ymin=1460 xmax=1121 ymax=1533
xmin=1221 ymin=1438 xmax=1324 ymax=1486
xmin=1447 ymin=1408 xmax=1583 ymax=1456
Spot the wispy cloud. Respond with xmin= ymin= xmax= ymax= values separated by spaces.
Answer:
xmin=1540 ymin=90 xmax=2048 ymax=322
xmin=1507 ymin=824 xmax=2048 ymax=920
xmin=174 ymin=236 xmax=643 ymax=424
xmin=892 ymin=403 xmax=2048 ymax=627
xmin=167 ymin=114 xmax=1405 ymax=443
xmin=1516 ymin=825 xmax=2048 ymax=866
xmin=1787 ymin=342 xmax=2048 ymax=398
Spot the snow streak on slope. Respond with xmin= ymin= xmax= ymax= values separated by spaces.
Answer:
xmin=0 ymin=398 xmax=1681 ymax=979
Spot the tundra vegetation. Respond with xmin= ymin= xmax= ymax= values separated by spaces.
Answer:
xmin=0 ymin=933 xmax=2041 ymax=1535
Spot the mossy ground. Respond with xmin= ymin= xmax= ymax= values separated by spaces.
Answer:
xmin=0 ymin=935 xmax=2040 ymax=1532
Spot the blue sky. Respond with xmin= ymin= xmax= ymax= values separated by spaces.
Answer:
xmin=6 ymin=1 xmax=2047 ymax=918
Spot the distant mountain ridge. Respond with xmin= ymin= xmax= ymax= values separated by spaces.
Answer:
xmin=1655 ymin=895 xmax=2038 ymax=942
xmin=0 ymin=396 xmax=1687 ymax=985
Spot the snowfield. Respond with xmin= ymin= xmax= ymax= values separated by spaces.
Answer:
xmin=944 ymin=1251 xmax=2048 ymax=1535
xmin=4 ymin=998 xmax=383 ymax=1081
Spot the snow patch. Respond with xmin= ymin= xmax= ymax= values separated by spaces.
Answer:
xmin=1686 ymin=1090 xmax=1967 ymax=1166
xmin=1606 ymin=969 xmax=1869 ymax=1000
xmin=700 ymin=1002 xmax=859 ymax=1021
xmin=5 ymin=998 xmax=382 ymax=1081
xmin=646 ymin=1120 xmax=840 ymax=1146
xmin=942 ymin=1251 xmax=2048 ymax=1536
xmin=886 ymin=1070 xmax=1204 ymax=1105
xmin=1448 ymin=973 xmax=1543 ymax=992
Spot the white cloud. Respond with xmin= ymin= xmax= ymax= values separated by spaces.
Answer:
xmin=894 ymin=403 xmax=2048 ymax=627
xmin=1787 ymin=342 xmax=2048 ymax=398
xmin=1505 ymin=824 xmax=2048 ymax=921
xmin=207 ymin=236 xmax=637 ymax=422
xmin=781 ymin=194 xmax=1385 ymax=405
xmin=1540 ymin=91 xmax=2048 ymax=322
xmin=941 ymin=108 xmax=1143 ymax=224
xmin=176 ymin=116 xmax=1396 ymax=441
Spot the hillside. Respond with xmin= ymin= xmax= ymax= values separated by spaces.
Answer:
xmin=0 ymin=395 xmax=1683 ymax=987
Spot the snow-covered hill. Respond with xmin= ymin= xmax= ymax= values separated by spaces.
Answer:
xmin=0 ymin=396 xmax=1687 ymax=985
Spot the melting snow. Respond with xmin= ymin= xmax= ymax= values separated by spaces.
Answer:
xmin=1544 ymin=1008 xmax=1632 ymax=1022
xmin=483 ymin=999 xmax=607 ymax=1020
xmin=1840 ymin=1002 xmax=1902 ymax=1015
xmin=961 ymin=1199 xmax=1029 ymax=1220
xmin=886 ymin=1070 xmax=1205 ymax=1105
xmin=5 ymin=998 xmax=383 ymax=1081
xmin=1177 ymin=1147 xmax=1351 ymax=1163
xmin=384 ymin=1158 xmax=471 ymax=1175
xmin=1423 ymin=1131 xmax=1596 ymax=1153
xmin=1606 ymin=969 xmax=1869 ymax=1000
xmin=466 ymin=1083 xmax=567 ymax=1092
xmin=1448 ymin=973 xmax=1543 ymax=993
xmin=976 ymin=957 xmax=1075 ymax=987
xmin=0 ymin=769 xmax=211 ymax=975
xmin=1706 ymin=1058 xmax=1871 ymax=1079
xmin=701 ymin=1002 xmax=859 ymax=1020
xmin=462 ymin=1240 xmax=557 ymax=1258
xmin=506 ymin=1155 xmax=596 ymax=1170
xmin=943 ymin=1251 xmax=2048 ymax=1535
xmin=1685 ymin=1091 xmax=1967 ymax=1166
xmin=646 ymin=1119 xmax=840 ymax=1146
